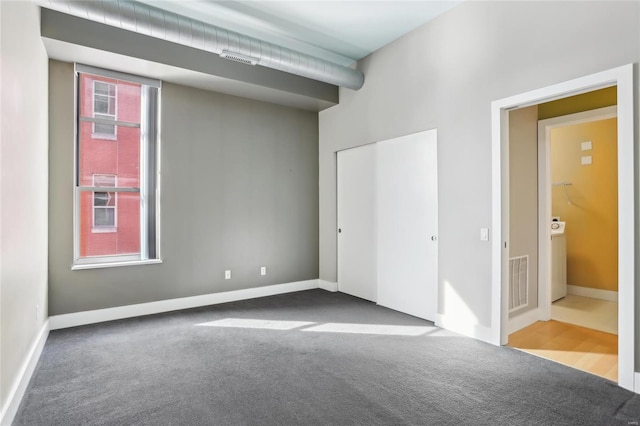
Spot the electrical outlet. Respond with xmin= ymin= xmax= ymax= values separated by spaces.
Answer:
xmin=260 ymin=266 xmax=267 ymax=276
xmin=225 ymin=270 xmax=231 ymax=280
xmin=480 ymin=228 xmax=489 ymax=241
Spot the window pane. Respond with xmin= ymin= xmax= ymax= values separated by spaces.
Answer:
xmin=94 ymin=81 xmax=110 ymax=95
xmin=79 ymin=74 xmax=140 ymax=123
xmin=94 ymin=207 xmax=115 ymax=226
xmin=93 ymin=82 xmax=116 ymax=117
xmin=79 ymin=191 xmax=140 ymax=258
xmin=93 ymin=113 xmax=116 ymax=136
xmin=93 ymin=123 xmax=116 ymax=136
xmin=94 ymin=192 xmax=108 ymax=206
xmin=94 ymin=192 xmax=115 ymax=207
xmin=94 ymin=96 xmax=111 ymax=114
xmin=78 ymin=124 xmax=140 ymax=186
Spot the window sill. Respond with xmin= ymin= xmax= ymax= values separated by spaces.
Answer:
xmin=72 ymin=259 xmax=162 ymax=271
xmin=92 ymin=133 xmax=117 ymax=141
xmin=92 ymin=227 xmax=117 ymax=233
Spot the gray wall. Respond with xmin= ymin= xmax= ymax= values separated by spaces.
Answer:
xmin=0 ymin=1 xmax=49 ymax=414
xmin=319 ymin=1 xmax=639 ymax=333
xmin=49 ymin=60 xmax=319 ymax=315
xmin=508 ymin=106 xmax=539 ymax=317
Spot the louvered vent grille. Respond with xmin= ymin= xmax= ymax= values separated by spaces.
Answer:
xmin=509 ymin=255 xmax=529 ymax=312
xmin=220 ymin=50 xmax=259 ymax=66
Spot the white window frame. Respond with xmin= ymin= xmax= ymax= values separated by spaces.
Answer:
xmin=92 ymin=174 xmax=117 ymax=233
xmin=92 ymin=80 xmax=118 ymax=140
xmin=73 ymin=64 xmax=162 ymax=269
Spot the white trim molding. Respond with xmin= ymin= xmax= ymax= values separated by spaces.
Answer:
xmin=434 ymin=313 xmax=493 ymax=344
xmin=50 ymin=280 xmax=319 ymax=330
xmin=318 ymin=280 xmax=338 ymax=292
xmin=567 ymin=285 xmax=618 ymax=302
xmin=491 ymin=63 xmax=635 ymax=391
xmin=507 ymin=308 xmax=541 ymax=335
xmin=0 ymin=320 xmax=50 ymax=426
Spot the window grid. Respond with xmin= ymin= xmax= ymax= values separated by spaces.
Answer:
xmin=92 ymin=174 xmax=117 ymax=232
xmin=92 ymin=80 xmax=117 ymax=139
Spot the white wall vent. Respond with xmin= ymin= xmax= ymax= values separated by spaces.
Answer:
xmin=220 ymin=50 xmax=259 ymax=66
xmin=509 ymin=255 xmax=528 ymax=312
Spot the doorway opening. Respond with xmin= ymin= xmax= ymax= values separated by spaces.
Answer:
xmin=540 ymin=105 xmax=619 ymax=334
xmin=509 ymin=102 xmax=619 ymax=381
xmin=491 ymin=65 xmax=635 ymax=391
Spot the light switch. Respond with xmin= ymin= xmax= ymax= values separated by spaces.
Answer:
xmin=581 ymin=141 xmax=592 ymax=151
xmin=480 ymin=228 xmax=489 ymax=241
xmin=581 ymin=156 xmax=592 ymax=165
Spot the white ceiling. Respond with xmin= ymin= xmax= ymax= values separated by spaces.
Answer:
xmin=138 ymin=1 xmax=462 ymax=67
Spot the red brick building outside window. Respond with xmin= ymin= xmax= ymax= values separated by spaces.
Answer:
xmin=78 ymin=73 xmax=142 ymax=258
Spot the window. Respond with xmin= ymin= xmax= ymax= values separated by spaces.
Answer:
xmin=74 ymin=64 xmax=161 ymax=268
xmin=92 ymin=174 xmax=116 ymax=231
xmin=92 ymin=81 xmax=117 ymax=138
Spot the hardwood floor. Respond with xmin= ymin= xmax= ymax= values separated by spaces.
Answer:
xmin=508 ymin=320 xmax=618 ymax=382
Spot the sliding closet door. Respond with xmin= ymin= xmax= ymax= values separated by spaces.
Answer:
xmin=337 ymin=144 xmax=377 ymax=302
xmin=377 ymin=130 xmax=438 ymax=321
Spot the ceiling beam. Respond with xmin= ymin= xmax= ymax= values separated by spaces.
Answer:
xmin=40 ymin=8 xmax=339 ymax=106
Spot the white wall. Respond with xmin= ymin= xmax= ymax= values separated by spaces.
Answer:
xmin=0 ymin=0 xmax=49 ymax=418
xmin=319 ymin=1 xmax=639 ymax=339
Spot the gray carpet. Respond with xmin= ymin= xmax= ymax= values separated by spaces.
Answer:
xmin=14 ymin=289 xmax=640 ymax=425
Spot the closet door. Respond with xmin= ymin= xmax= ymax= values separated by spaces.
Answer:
xmin=337 ymin=144 xmax=377 ymax=302
xmin=377 ymin=130 xmax=438 ymax=321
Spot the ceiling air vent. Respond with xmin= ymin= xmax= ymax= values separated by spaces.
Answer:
xmin=219 ymin=50 xmax=259 ymax=66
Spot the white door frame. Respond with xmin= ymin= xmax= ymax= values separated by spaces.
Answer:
xmin=538 ymin=106 xmax=618 ymax=321
xmin=491 ymin=64 xmax=635 ymax=391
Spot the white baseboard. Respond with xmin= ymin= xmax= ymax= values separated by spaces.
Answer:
xmin=567 ymin=285 xmax=618 ymax=302
xmin=0 ymin=320 xmax=50 ymax=426
xmin=634 ymin=373 xmax=640 ymax=394
xmin=318 ymin=280 xmax=338 ymax=292
xmin=50 ymin=280 xmax=319 ymax=330
xmin=507 ymin=308 xmax=541 ymax=335
xmin=434 ymin=313 xmax=493 ymax=344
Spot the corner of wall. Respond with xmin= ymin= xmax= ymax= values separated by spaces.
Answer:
xmin=434 ymin=313 xmax=494 ymax=344
xmin=318 ymin=280 xmax=338 ymax=292
xmin=0 ymin=321 xmax=50 ymax=426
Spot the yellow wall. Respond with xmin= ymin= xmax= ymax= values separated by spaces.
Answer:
xmin=539 ymin=86 xmax=617 ymax=120
xmin=550 ymin=118 xmax=617 ymax=291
